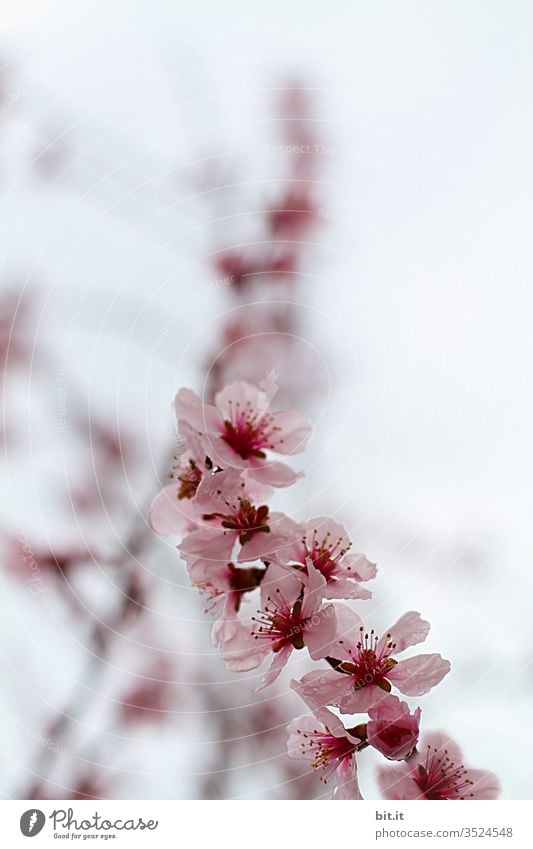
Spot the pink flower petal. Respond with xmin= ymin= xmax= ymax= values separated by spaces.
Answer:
xmin=328 ymin=603 xmax=364 ymax=661
xmin=379 ymin=611 xmax=430 ymax=655
xmin=259 ymin=562 xmax=302 ymax=609
xmin=333 ymin=757 xmax=363 ymax=800
xmin=149 ymin=484 xmax=197 ymax=535
xmin=179 ymin=527 xmax=235 ymax=563
xmin=291 ymin=669 xmax=357 ymax=713
xmin=323 ymin=577 xmax=372 ymax=600
xmin=286 ymin=714 xmax=323 ymax=761
xmin=213 ymin=618 xmax=268 ymax=672
xmin=174 ymin=388 xmax=220 ymax=433
xmin=193 ymin=467 xmax=245 ymax=513
xmin=388 ymin=653 xmax=451 ymax=696
xmin=342 ymin=552 xmax=377 ymax=581
xmin=269 ymin=410 xmax=312 ymax=454
xmin=300 ymin=561 xmax=328 ymax=618
xmin=336 ymin=684 xmax=391 ymax=715
xmin=215 ymin=380 xmax=271 ymax=416
xmin=256 ymin=643 xmax=293 ymax=690
xmin=304 ymin=603 xmax=338 ymax=661
xmin=376 ymin=763 xmax=421 ymax=800
xmin=247 ymin=461 xmax=303 ymax=488
xmin=466 ymin=769 xmax=502 ymax=800
xmin=237 ymin=530 xmax=296 ymax=564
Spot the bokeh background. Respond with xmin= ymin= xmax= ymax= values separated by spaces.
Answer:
xmin=1 ymin=0 xmax=532 ymax=799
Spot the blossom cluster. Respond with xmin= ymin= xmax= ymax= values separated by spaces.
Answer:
xmin=151 ymin=379 xmax=500 ymax=800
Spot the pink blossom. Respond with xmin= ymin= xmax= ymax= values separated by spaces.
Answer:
xmin=268 ymin=188 xmax=315 ymax=237
xmin=273 ymin=516 xmax=376 ymax=599
xmin=149 ymin=483 xmax=204 ymax=535
xmin=188 ymin=558 xmax=265 ymax=617
xmin=287 ymin=706 xmax=362 ymax=799
xmin=119 ymin=659 xmax=174 ymax=724
xmin=215 ymin=247 xmax=297 ymax=291
xmin=367 ymin=695 xmax=421 ymax=760
xmin=149 ymin=421 xmax=211 ymax=535
xmin=214 ymin=562 xmax=338 ymax=688
xmin=377 ymin=732 xmax=501 ymax=800
xmin=178 ymin=468 xmax=294 ymax=567
xmin=292 ymin=606 xmax=450 ymax=713
xmin=175 ymin=380 xmax=312 ymax=486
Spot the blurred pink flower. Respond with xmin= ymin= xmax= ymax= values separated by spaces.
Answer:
xmin=273 ymin=516 xmax=376 ymax=599
xmin=175 ymin=380 xmax=312 ymax=487
xmin=215 ymin=247 xmax=297 ymax=291
xmin=367 ymin=695 xmax=421 ymax=760
xmin=293 ymin=607 xmax=450 ymax=713
xmin=377 ymin=732 xmax=501 ymax=800
xmin=268 ymin=188 xmax=315 ymax=237
xmin=119 ymin=660 xmax=175 ymax=724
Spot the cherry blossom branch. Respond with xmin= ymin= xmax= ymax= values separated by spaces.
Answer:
xmin=150 ymin=378 xmax=501 ymax=800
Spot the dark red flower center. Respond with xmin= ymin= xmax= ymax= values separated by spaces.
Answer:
xmin=220 ymin=400 xmax=281 ymax=460
xmin=304 ymin=528 xmax=351 ymax=581
xmin=252 ymin=589 xmax=308 ymax=651
xmin=203 ymin=497 xmax=271 ymax=545
xmin=413 ymin=745 xmax=475 ymax=799
xmin=296 ymin=726 xmax=358 ymax=781
xmin=331 ymin=627 xmax=397 ymax=692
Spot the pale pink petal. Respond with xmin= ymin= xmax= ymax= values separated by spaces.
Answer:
xmin=174 ymin=388 xmax=220 ymax=433
xmin=300 ymin=561 xmax=328 ymax=618
xmin=179 ymin=527 xmax=235 ymax=563
xmin=379 ymin=611 xmax=430 ymax=655
xmin=259 ymin=562 xmax=302 ymax=609
xmin=333 ymin=756 xmax=363 ymax=800
xmin=286 ymin=715 xmax=324 ymax=762
xmin=328 ymin=604 xmax=364 ymax=661
xmin=467 ymin=769 xmax=501 ymax=800
xmin=240 ymin=473 xmax=275 ymax=504
xmin=388 ymin=653 xmax=451 ymax=696
xmin=303 ymin=516 xmax=349 ymax=546
xmin=269 ymin=410 xmax=313 ymax=454
xmin=247 ymin=461 xmax=303 ymax=488
xmin=376 ymin=763 xmax=421 ymax=800
xmin=237 ymin=530 xmax=297 ymax=564
xmin=341 ymin=552 xmax=377 ymax=581
xmin=336 ymin=684 xmax=391 ymax=715
xmin=291 ymin=669 xmax=357 ymax=713
xmin=257 ymin=643 xmax=293 ymax=690
xmin=186 ymin=557 xmax=228 ymax=588
xmin=193 ymin=467 xmax=245 ymax=514
xmin=215 ymin=380 xmax=270 ymax=416
xmin=323 ymin=578 xmax=372 ymax=600
xmin=258 ymin=515 xmax=304 ymax=565
xmin=317 ymin=706 xmax=360 ymax=743
xmin=213 ymin=618 xmax=268 ymax=672
xmin=267 ymin=511 xmax=302 ymax=540
xmin=149 ymin=484 xmax=198 ymax=535
xmin=304 ymin=604 xmax=338 ymax=660
xmin=178 ymin=419 xmax=206 ymax=460
xmin=422 ymin=730 xmax=463 ymax=764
